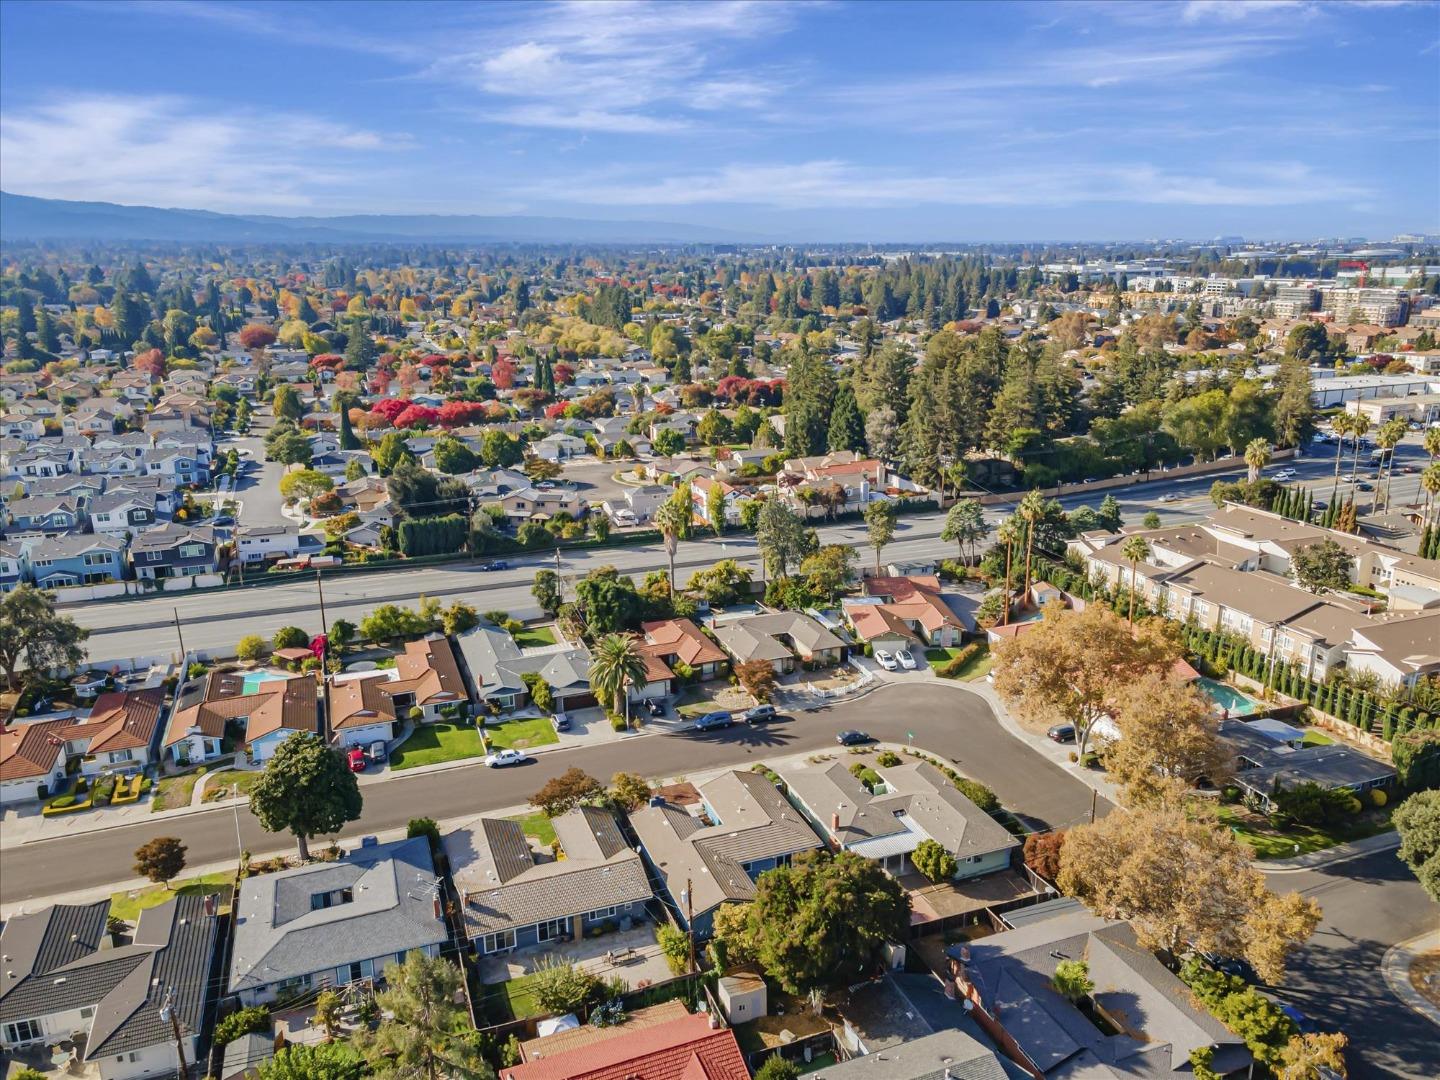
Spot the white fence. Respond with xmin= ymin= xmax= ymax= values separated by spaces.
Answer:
xmin=51 ymin=573 xmax=225 ymax=605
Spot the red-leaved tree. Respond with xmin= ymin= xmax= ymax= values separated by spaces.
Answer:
xmin=238 ymin=324 xmax=277 ymax=350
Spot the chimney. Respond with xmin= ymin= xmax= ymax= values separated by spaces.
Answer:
xmin=433 ymin=896 xmax=443 ymax=920
xmin=830 ymin=812 xmax=840 ymax=833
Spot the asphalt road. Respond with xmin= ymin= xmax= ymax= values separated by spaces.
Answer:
xmin=0 ymin=684 xmax=1104 ymax=903
xmin=1262 ymin=847 xmax=1440 ymax=1080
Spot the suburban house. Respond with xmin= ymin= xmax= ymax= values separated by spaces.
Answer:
xmin=140 ymin=448 xmax=205 ymax=486
xmin=327 ymin=635 xmax=469 ymax=746
xmin=497 ymin=486 xmax=587 ymax=523
xmin=88 ymin=490 xmax=158 ymax=537
xmin=60 ymin=689 xmax=166 ymax=777
xmin=638 ymin=618 xmax=730 ymax=682
xmin=448 ymin=806 xmax=654 ymax=956
xmin=779 ymin=759 xmax=1018 ymax=880
xmin=601 ymin=483 xmax=670 ymax=526
xmin=1216 ymin=719 xmax=1396 ymax=808
xmin=500 ymin=1010 xmax=749 ymax=1080
xmin=457 ymin=623 xmax=595 ymax=713
xmin=128 ymin=524 xmax=218 ymax=580
xmin=3 ymin=494 xmax=87 ymax=535
xmin=227 ymin=836 xmax=448 ymax=1006
xmin=532 ymin=431 xmax=589 ymax=461
xmin=628 ymin=770 xmax=823 ymax=936
xmin=0 ymin=718 xmax=73 ymax=804
xmin=235 ymin=524 xmax=303 ymax=564
xmin=948 ymin=908 xmax=1252 ymax=1079
xmin=27 ymin=532 xmax=126 ymax=588
xmin=163 ymin=670 xmax=319 ymax=765
xmin=855 ymin=576 xmax=970 ymax=646
xmin=690 ymin=475 xmax=745 ymax=527
xmin=0 ymin=540 xmax=30 ymax=592
xmin=710 ymin=610 xmax=846 ymax=674
xmin=0 ymin=893 xmax=220 ymax=1080
xmin=1344 ymin=609 xmax=1440 ymax=688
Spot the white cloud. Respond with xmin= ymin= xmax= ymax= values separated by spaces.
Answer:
xmin=0 ymin=94 xmax=395 ymax=211
xmin=531 ymin=159 xmax=1370 ymax=209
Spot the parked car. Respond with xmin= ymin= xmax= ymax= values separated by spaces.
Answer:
xmin=875 ymin=649 xmax=899 ymax=671
xmin=483 ymin=749 xmax=528 ymax=767
xmin=694 ymin=710 xmax=733 ymax=731
xmin=1280 ymin=1005 xmax=1318 ymax=1034
xmin=551 ymin=712 xmax=571 ymax=732
xmin=646 ymin=698 xmax=666 ymax=718
xmin=896 ymin=649 xmax=917 ymax=670
xmin=742 ymin=704 xmax=779 ymax=723
xmin=367 ymin=741 xmax=387 ymax=763
xmin=347 ymin=748 xmax=367 ymax=772
xmin=1047 ymin=723 xmax=1076 ymax=743
xmin=836 ymin=730 xmax=873 ymax=746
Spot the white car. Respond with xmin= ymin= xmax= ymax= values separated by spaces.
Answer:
xmin=483 ymin=749 xmax=528 ymax=768
xmin=875 ymin=649 xmax=899 ymax=671
xmin=1273 ymin=469 xmax=1296 ymax=481
xmin=897 ymin=649 xmax=917 ymax=670
xmin=1158 ymin=492 xmax=1181 ymax=503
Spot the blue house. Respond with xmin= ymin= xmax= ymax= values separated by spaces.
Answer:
xmin=448 ymin=806 xmax=653 ymax=957
xmin=27 ymin=533 xmax=126 ymax=588
xmin=0 ymin=541 xmax=31 ymax=592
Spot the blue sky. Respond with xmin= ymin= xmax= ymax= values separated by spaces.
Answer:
xmin=1 ymin=0 xmax=1437 ymax=240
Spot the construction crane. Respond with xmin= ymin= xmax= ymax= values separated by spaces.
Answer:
xmin=1340 ymin=260 xmax=1370 ymax=287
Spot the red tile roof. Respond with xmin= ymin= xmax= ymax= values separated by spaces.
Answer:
xmin=640 ymin=619 xmax=728 ymax=668
xmin=503 ymin=1015 xmax=748 ymax=1080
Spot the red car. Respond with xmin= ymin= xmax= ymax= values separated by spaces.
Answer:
xmin=347 ymin=748 xmax=367 ymax=772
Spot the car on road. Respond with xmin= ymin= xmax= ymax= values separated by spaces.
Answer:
xmin=897 ymin=649 xmax=917 ymax=670
xmin=236 ymin=448 xmax=252 ymax=457
xmin=1401 ymin=463 xmax=1419 ymax=474
xmin=477 ymin=560 xmax=509 ymax=571
xmin=483 ymin=749 xmax=529 ymax=767
xmin=1272 ymin=469 xmax=1296 ymax=481
xmin=742 ymin=704 xmax=779 ymax=723
xmin=836 ymin=729 xmax=873 ymax=746
xmin=875 ymin=649 xmax=899 ymax=671
xmin=1356 ymin=481 xmax=1374 ymax=491
xmin=694 ymin=710 xmax=734 ymax=731
xmin=1312 ymin=499 xmax=1327 ymax=510
xmin=1047 ymin=723 xmax=1076 ymax=743
xmin=347 ymin=748 xmax=367 ymax=772
xmin=1158 ymin=492 xmax=1181 ymax=503
xmin=551 ymin=712 xmax=571 ymax=732
xmin=367 ymin=741 xmax=387 ymax=763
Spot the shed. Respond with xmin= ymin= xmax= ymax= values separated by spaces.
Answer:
xmin=717 ymin=972 xmax=767 ymax=1024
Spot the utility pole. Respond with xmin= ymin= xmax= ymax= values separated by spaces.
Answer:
xmin=159 ymin=988 xmax=189 ymax=1077
xmin=232 ymin=783 xmax=244 ymax=861
xmin=1089 ymin=788 xmax=1097 ymax=825
xmin=684 ymin=877 xmax=696 ymax=974
xmin=315 ymin=570 xmax=333 ymax=746
xmin=172 ymin=608 xmax=187 ymax=663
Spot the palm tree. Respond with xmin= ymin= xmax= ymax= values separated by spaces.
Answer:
xmin=1121 ymin=535 xmax=1152 ymax=624
xmin=1422 ymin=462 xmax=1440 ymax=528
xmin=1375 ymin=418 xmax=1408 ymax=513
xmin=1330 ymin=414 xmax=1353 ymax=487
xmin=654 ymin=499 xmax=689 ymax=599
xmin=996 ymin=515 xmax=1021 ymax=627
xmin=1424 ymin=425 xmax=1440 ymax=466
xmin=1244 ymin=438 xmax=1271 ymax=483
xmin=1017 ymin=490 xmax=1046 ymax=605
xmin=1347 ymin=413 xmax=1371 ymax=488
xmin=590 ymin=633 xmax=648 ymax=719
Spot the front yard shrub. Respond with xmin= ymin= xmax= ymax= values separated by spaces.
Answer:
xmin=937 ymin=643 xmax=983 ymax=678
xmin=876 ymin=750 xmax=902 ymax=768
xmin=213 ymin=1005 xmax=271 ymax=1047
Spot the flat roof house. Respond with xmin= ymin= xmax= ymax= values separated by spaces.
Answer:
xmin=448 ymin=806 xmax=653 ymax=957
xmin=779 ymin=759 xmax=1018 ymax=880
xmin=0 ymin=893 xmax=220 ymax=1080
xmin=227 ymin=836 xmax=448 ymax=1006
xmin=628 ymin=770 xmax=823 ymax=937
xmin=1216 ymin=719 xmax=1395 ymax=809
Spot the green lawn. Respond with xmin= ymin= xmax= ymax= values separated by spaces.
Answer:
xmin=509 ymin=811 xmax=557 ymax=847
xmin=513 ymin=624 xmax=558 ymax=649
xmin=109 ymin=872 xmax=234 ymax=923
xmin=151 ymin=772 xmax=203 ymax=813
xmin=390 ymin=722 xmax=486 ymax=770
xmin=925 ymin=645 xmax=993 ymax=681
xmin=674 ymin=686 xmax=718 ymax=719
xmin=1216 ymin=804 xmax=1393 ymax=860
xmin=204 ymin=770 xmax=263 ymax=801
xmin=1302 ymin=730 xmax=1334 ymax=747
xmin=479 ymin=969 xmax=549 ymax=1021
xmin=485 ymin=716 xmax=559 ymax=751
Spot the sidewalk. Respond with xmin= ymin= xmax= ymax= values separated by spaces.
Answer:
xmin=1382 ymin=928 xmax=1440 ymax=1029
xmin=1257 ymin=830 xmax=1402 ymax=873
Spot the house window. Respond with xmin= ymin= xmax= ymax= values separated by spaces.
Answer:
xmin=537 ymin=918 xmax=569 ymax=942
xmin=587 ymin=906 xmax=617 ymax=921
xmin=179 ymin=543 xmax=204 ymax=558
xmin=310 ymin=887 xmax=355 ymax=910
xmin=80 ymin=1007 xmax=95 ymax=1020
xmin=4 ymin=1019 xmax=42 ymax=1043
xmin=344 ymin=959 xmax=374 ymax=982
xmin=483 ymin=930 xmax=517 ymax=954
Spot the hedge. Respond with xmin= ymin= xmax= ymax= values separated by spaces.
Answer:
xmin=937 ymin=643 xmax=984 ymax=678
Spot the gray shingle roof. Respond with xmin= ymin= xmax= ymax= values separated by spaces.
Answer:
xmin=456 ymin=623 xmax=591 ymax=698
xmin=448 ymin=807 xmax=652 ymax=938
xmin=227 ymin=836 xmax=447 ymax=994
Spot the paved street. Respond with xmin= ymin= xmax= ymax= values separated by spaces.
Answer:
xmin=0 ymin=683 xmax=1103 ymax=903
xmin=222 ymin=434 xmax=290 ymax=527
xmin=1262 ymin=848 xmax=1440 ymax=1079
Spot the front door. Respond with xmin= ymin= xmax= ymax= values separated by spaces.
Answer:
xmin=537 ymin=918 xmax=569 ymax=942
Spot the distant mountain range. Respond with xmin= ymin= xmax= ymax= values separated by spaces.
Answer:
xmin=0 ymin=192 xmax=756 ymax=245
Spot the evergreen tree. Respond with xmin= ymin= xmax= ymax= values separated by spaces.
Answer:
xmin=338 ymin=405 xmax=361 ymax=451
xmin=827 ymin=383 xmax=866 ymax=453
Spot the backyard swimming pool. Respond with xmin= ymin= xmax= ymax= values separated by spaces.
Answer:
xmin=1195 ymin=676 xmax=1263 ymax=717
xmin=241 ymin=670 xmax=292 ymax=695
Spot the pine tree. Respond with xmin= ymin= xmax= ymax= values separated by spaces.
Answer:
xmin=827 ymin=383 xmax=866 ymax=453
xmin=338 ymin=405 xmax=361 ymax=451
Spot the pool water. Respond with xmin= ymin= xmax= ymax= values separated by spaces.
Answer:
xmin=241 ymin=671 xmax=292 ymax=694
xmin=1195 ymin=676 xmax=1262 ymax=717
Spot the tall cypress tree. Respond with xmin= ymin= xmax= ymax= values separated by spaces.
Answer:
xmin=827 ymin=383 xmax=866 ymax=454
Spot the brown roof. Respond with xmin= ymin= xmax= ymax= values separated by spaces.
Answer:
xmin=327 ymin=673 xmax=400 ymax=733
xmin=163 ymin=671 xmax=317 ymax=748
xmin=389 ymin=635 xmax=468 ymax=707
xmin=863 ymin=575 xmax=963 ymax=635
xmin=63 ymin=689 xmax=165 ymax=754
xmin=0 ymin=718 xmax=69 ymax=781
xmin=640 ymin=619 xmax=728 ymax=667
